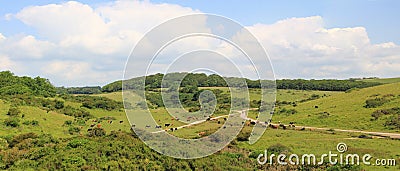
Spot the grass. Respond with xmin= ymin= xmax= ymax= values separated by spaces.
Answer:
xmin=238 ymin=128 xmax=400 ymax=171
xmin=273 ymin=83 xmax=400 ymax=132
xmin=0 ymin=105 xmax=75 ymax=138
xmin=2 ymin=84 xmax=399 ymax=170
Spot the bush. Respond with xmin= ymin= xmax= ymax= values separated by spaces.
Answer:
xmin=267 ymin=143 xmax=291 ymax=154
xmin=7 ymin=107 xmax=20 ymax=117
xmin=87 ymin=127 xmax=106 ymax=137
xmin=64 ymin=120 xmax=73 ymax=126
xmin=22 ymin=120 xmax=39 ymax=126
xmin=68 ymin=127 xmax=81 ymax=135
xmin=4 ymin=118 xmax=20 ymax=127
xmin=8 ymin=133 xmax=38 ymax=148
xmin=364 ymin=98 xmax=389 ymax=108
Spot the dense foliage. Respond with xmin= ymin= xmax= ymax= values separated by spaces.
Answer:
xmin=102 ymin=73 xmax=382 ymax=94
xmin=0 ymin=131 xmax=361 ymax=170
xmin=57 ymin=86 xmax=101 ymax=94
xmin=0 ymin=71 xmax=56 ymax=97
xmin=276 ymin=79 xmax=381 ymax=91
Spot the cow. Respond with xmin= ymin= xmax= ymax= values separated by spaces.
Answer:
xmin=145 ymin=125 xmax=151 ymax=128
xmin=315 ymin=106 xmax=319 ymax=108
xmin=155 ymin=125 xmax=162 ymax=128
xmin=90 ymin=124 xmax=95 ymax=127
xmin=217 ymin=121 xmax=221 ymax=124
xmin=270 ymin=124 xmax=278 ymax=129
xmin=119 ymin=120 xmax=123 ymax=124
xmin=250 ymin=121 xmax=256 ymax=125
xmin=174 ymin=128 xmax=177 ymax=130
xmin=223 ymin=118 xmax=227 ymax=121
xmin=198 ymin=132 xmax=206 ymax=136
xmin=300 ymin=127 xmax=305 ymax=131
xmin=170 ymin=128 xmax=174 ymax=131
xmin=87 ymin=128 xmax=93 ymax=131
xmin=165 ymin=123 xmax=171 ymax=127
xmin=109 ymin=120 xmax=113 ymax=124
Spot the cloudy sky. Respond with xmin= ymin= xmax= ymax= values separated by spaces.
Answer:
xmin=0 ymin=0 xmax=399 ymax=86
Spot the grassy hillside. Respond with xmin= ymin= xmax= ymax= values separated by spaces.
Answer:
xmin=273 ymin=83 xmax=400 ymax=132
xmin=359 ymin=77 xmax=400 ymax=84
xmin=1 ymin=72 xmax=399 ymax=170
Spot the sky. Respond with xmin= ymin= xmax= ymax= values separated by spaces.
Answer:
xmin=0 ymin=0 xmax=399 ymax=86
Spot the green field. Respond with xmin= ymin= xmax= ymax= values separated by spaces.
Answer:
xmin=273 ymin=83 xmax=400 ymax=132
xmin=1 ymin=77 xmax=400 ymax=170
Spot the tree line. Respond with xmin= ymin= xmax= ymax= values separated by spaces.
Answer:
xmin=102 ymin=72 xmax=382 ymax=93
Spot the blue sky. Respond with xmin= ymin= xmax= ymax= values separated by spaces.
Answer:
xmin=0 ymin=1 xmax=399 ymax=86
xmin=1 ymin=0 xmax=399 ymax=44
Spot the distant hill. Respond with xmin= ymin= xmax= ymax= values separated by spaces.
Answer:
xmin=102 ymin=72 xmax=383 ymax=93
xmin=358 ymin=77 xmax=400 ymax=84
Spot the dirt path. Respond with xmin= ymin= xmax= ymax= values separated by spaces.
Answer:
xmin=270 ymin=123 xmax=400 ymax=139
xmin=152 ymin=109 xmax=400 ymax=140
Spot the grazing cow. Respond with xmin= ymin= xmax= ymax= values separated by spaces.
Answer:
xmin=300 ymin=127 xmax=305 ymax=131
xmin=217 ymin=121 xmax=221 ymax=124
xmin=315 ymin=106 xmax=319 ymax=108
xmin=206 ymin=117 xmax=211 ymax=121
xmin=223 ymin=126 xmax=226 ymax=129
xmin=155 ymin=125 xmax=161 ymax=128
xmin=223 ymin=118 xmax=227 ymax=121
xmin=131 ymin=124 xmax=136 ymax=128
xmin=198 ymin=132 xmax=206 ymax=136
xmin=97 ymin=124 xmax=101 ymax=128
xmin=250 ymin=121 xmax=256 ymax=125
xmin=282 ymin=125 xmax=287 ymax=130
xmin=90 ymin=124 xmax=95 ymax=127
xmin=110 ymin=121 xmax=113 ymax=124
xmin=87 ymin=128 xmax=93 ymax=131
xmin=174 ymin=128 xmax=177 ymax=130
xmin=165 ymin=123 xmax=171 ymax=127
xmin=170 ymin=128 xmax=174 ymax=131
xmin=119 ymin=120 xmax=123 ymax=124
xmin=270 ymin=124 xmax=278 ymax=129
xmin=145 ymin=125 xmax=151 ymax=128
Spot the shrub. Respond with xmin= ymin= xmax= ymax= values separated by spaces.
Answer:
xmin=267 ymin=143 xmax=291 ymax=154
xmin=87 ymin=127 xmax=106 ymax=137
xmin=364 ymin=98 xmax=389 ymax=108
xmin=68 ymin=127 xmax=81 ymax=135
xmin=7 ymin=107 xmax=20 ymax=117
xmin=4 ymin=118 xmax=20 ymax=127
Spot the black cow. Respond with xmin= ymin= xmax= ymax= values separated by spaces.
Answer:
xmin=165 ymin=123 xmax=171 ymax=127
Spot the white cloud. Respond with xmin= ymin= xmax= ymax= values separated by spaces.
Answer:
xmin=0 ymin=55 xmax=15 ymax=71
xmin=0 ymin=35 xmax=54 ymax=59
xmin=245 ymin=16 xmax=400 ymax=79
xmin=0 ymin=2 xmax=399 ymax=86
